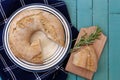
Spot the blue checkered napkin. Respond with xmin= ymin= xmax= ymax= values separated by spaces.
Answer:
xmin=0 ymin=0 xmax=79 ymax=80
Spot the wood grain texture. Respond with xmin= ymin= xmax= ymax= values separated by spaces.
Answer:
xmin=109 ymin=0 xmax=120 ymax=13
xmin=109 ymin=14 xmax=120 ymax=80
xmin=64 ymin=0 xmax=77 ymax=27
xmin=64 ymin=0 xmax=109 ymax=80
xmin=77 ymin=0 xmax=93 ymax=30
xmin=65 ymin=26 xmax=107 ymax=80
xmin=76 ymin=1 xmax=93 ymax=79
xmin=63 ymin=0 xmax=77 ymax=80
xmin=92 ymin=0 xmax=109 ymax=80
xmin=65 ymin=0 xmax=120 ymax=79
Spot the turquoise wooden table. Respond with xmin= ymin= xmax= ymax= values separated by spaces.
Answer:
xmin=64 ymin=0 xmax=120 ymax=80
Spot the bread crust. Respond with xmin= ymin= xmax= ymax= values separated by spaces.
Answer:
xmin=73 ymin=45 xmax=98 ymax=72
xmin=9 ymin=9 xmax=65 ymax=63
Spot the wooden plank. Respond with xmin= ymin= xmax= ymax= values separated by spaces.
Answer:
xmin=109 ymin=0 xmax=120 ymax=13
xmin=92 ymin=0 xmax=109 ymax=80
xmin=64 ymin=0 xmax=77 ymax=27
xmin=109 ymin=14 xmax=120 ymax=80
xmin=77 ymin=0 xmax=93 ymax=30
xmin=77 ymin=0 xmax=92 ymax=80
xmin=64 ymin=0 xmax=77 ymax=80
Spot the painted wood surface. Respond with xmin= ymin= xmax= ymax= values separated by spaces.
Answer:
xmin=64 ymin=0 xmax=120 ymax=80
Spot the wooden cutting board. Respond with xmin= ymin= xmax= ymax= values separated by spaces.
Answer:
xmin=65 ymin=26 xmax=107 ymax=80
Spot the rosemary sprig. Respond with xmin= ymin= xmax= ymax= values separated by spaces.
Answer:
xmin=71 ymin=27 xmax=102 ymax=52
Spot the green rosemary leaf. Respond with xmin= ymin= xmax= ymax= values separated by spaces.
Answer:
xmin=71 ymin=27 xmax=102 ymax=52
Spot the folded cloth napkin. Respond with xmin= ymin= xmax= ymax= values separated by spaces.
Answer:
xmin=0 ymin=0 xmax=79 ymax=80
